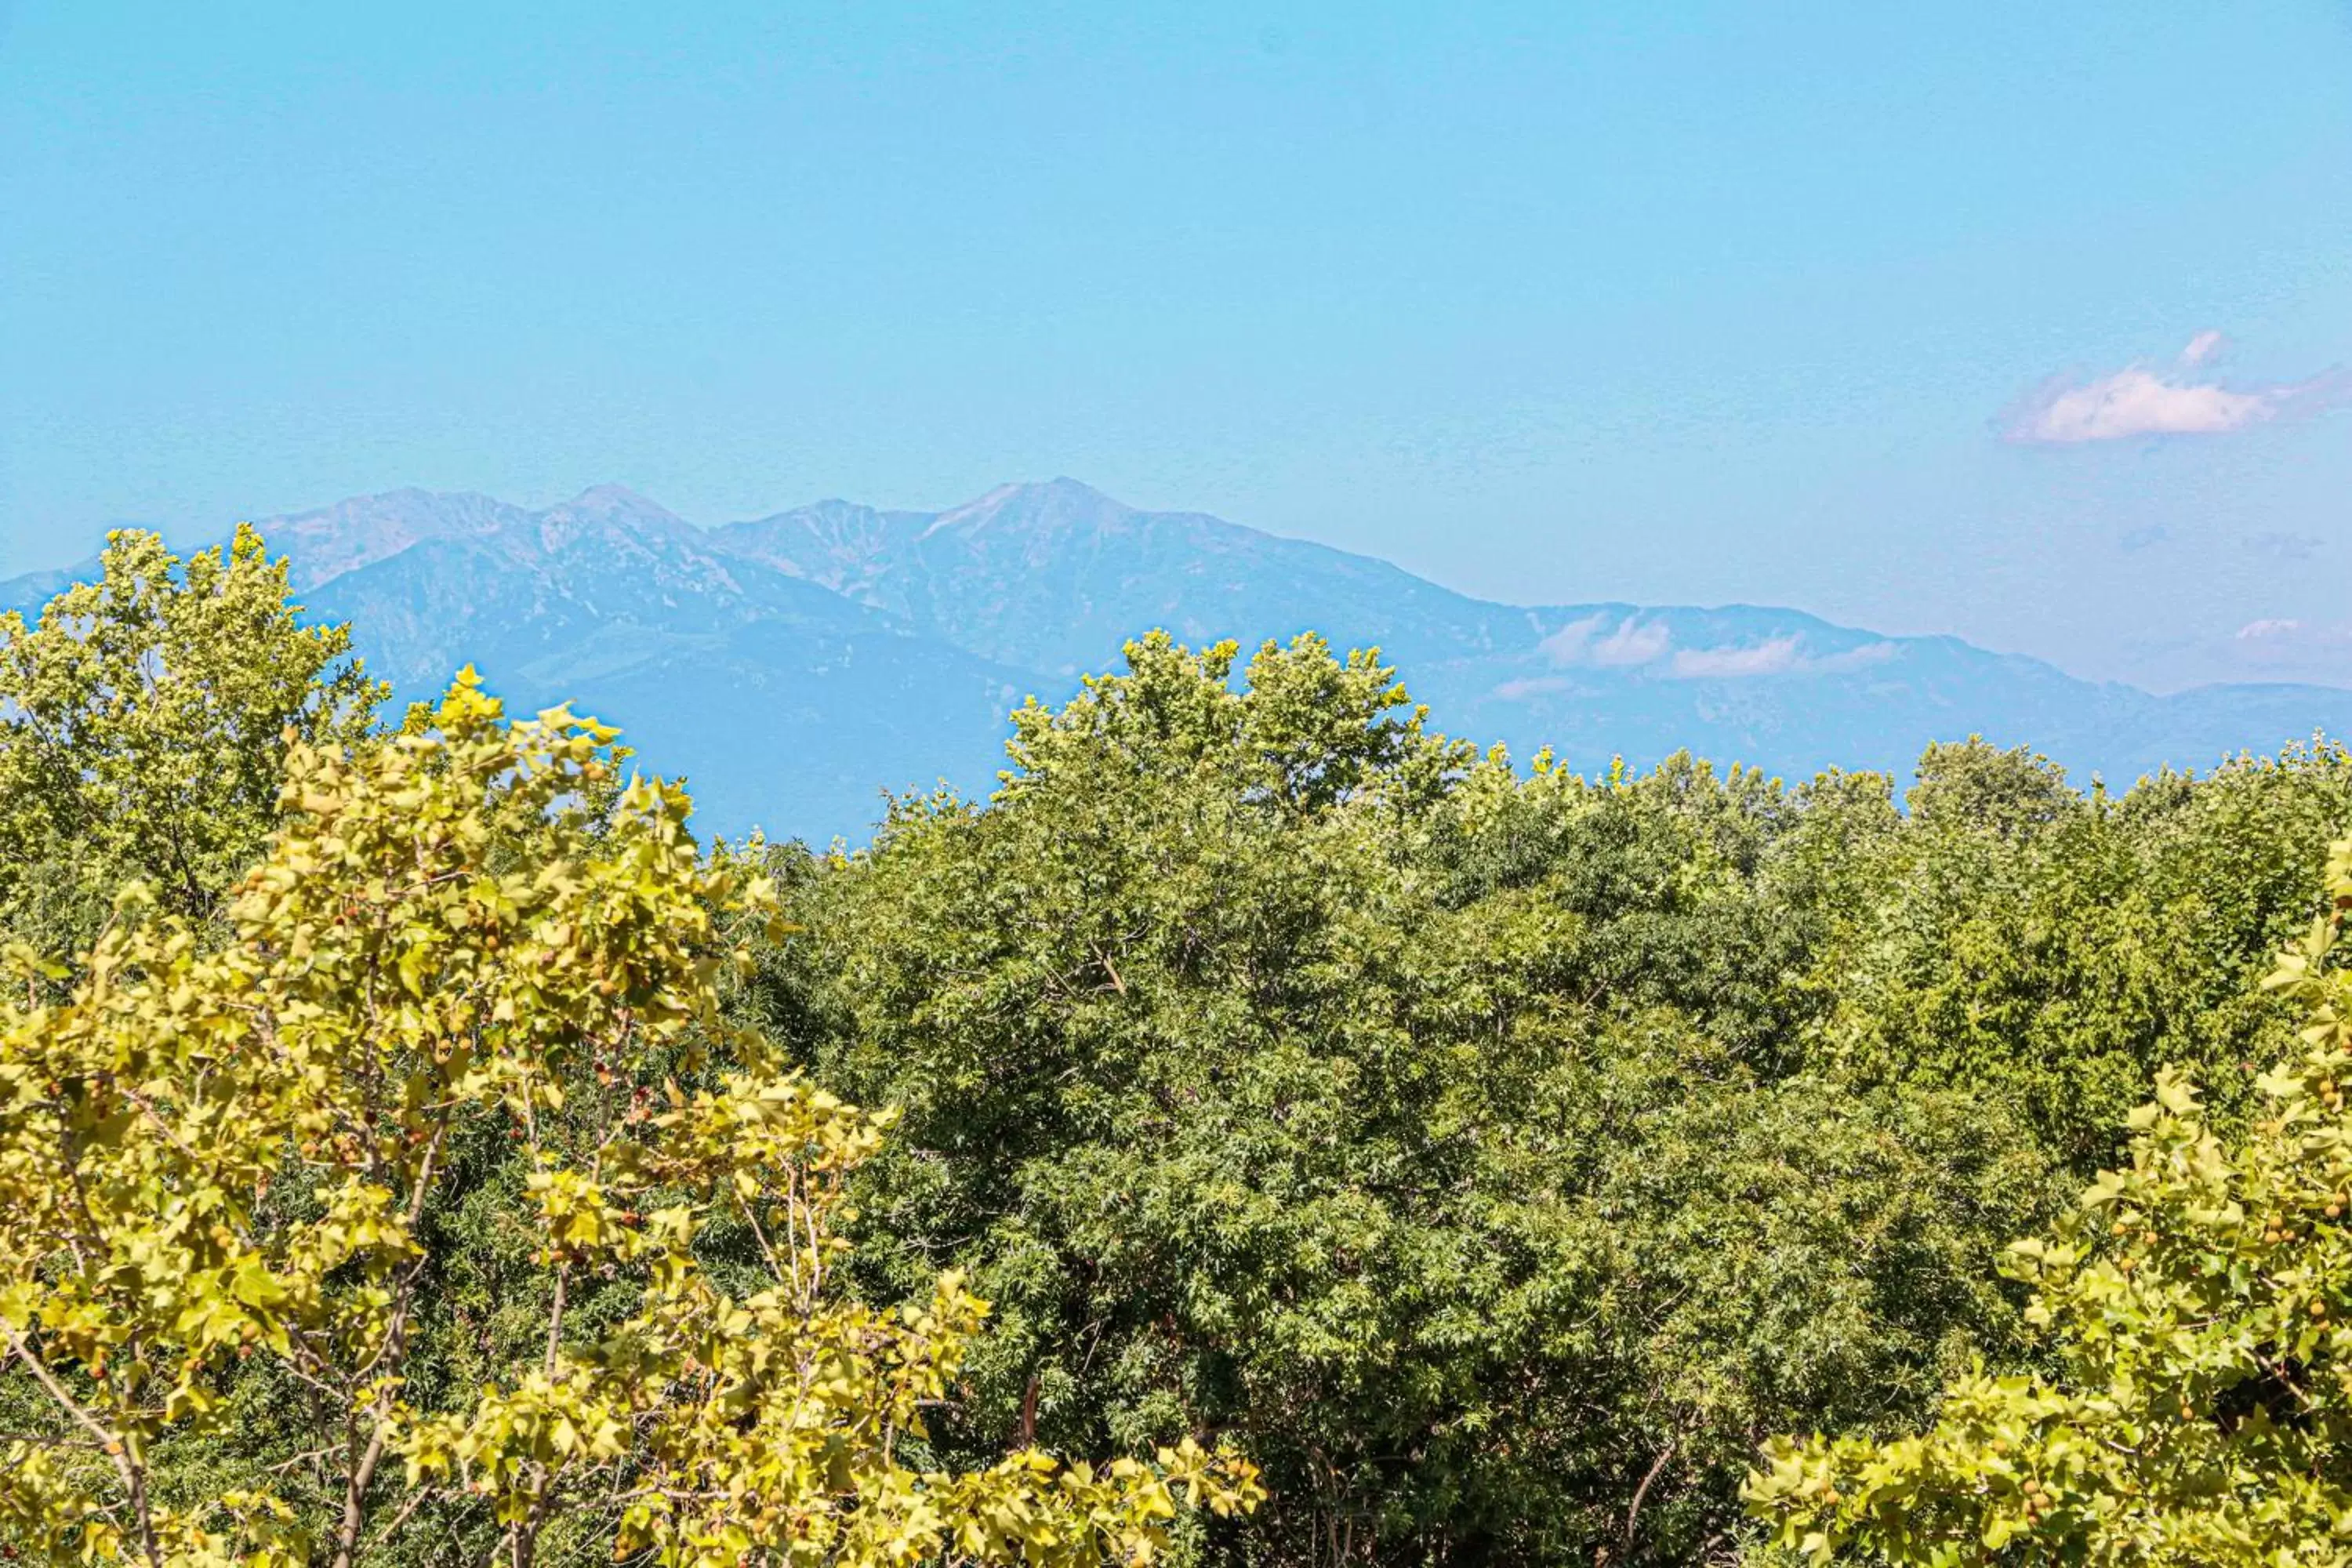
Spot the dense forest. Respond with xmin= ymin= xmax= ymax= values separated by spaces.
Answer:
xmin=3 ymin=530 xmax=2350 ymax=1566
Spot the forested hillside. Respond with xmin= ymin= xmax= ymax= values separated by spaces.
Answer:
xmin=4 ymin=532 xmax=2352 ymax=1565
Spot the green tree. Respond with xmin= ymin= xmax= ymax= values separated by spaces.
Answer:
xmin=0 ymin=526 xmax=380 ymax=955
xmin=1804 ymin=739 xmax=2352 ymax=1171
xmin=756 ymin=634 xmax=2050 ymax=1565
xmin=1748 ymin=837 xmax=2352 ymax=1566
xmin=0 ymin=673 xmax=1255 ymax=1566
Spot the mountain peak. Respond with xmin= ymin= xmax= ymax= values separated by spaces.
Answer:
xmin=16 ymin=474 xmax=2352 ymax=843
xmin=927 ymin=477 xmax=1135 ymax=536
xmin=557 ymin=482 xmax=685 ymax=524
xmin=249 ymin=487 xmax=535 ymax=590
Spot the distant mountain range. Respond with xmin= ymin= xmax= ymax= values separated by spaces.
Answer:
xmin=9 ymin=477 xmax=2350 ymax=841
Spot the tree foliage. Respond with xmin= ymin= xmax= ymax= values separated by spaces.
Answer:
xmin=736 ymin=633 xmax=2352 ymax=1566
xmin=0 ymin=671 xmax=1255 ymax=1566
xmin=753 ymin=637 xmax=2069 ymax=1563
xmin=6 ymin=540 xmax=2351 ymax=1566
xmin=1808 ymin=738 xmax=2352 ymax=1168
xmin=0 ymin=527 xmax=381 ymax=956
xmin=1748 ymin=837 xmax=2352 ymax=1566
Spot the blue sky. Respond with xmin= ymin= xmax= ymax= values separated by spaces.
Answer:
xmin=5 ymin=2 xmax=2349 ymax=688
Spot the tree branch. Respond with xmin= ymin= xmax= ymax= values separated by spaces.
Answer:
xmin=1624 ymin=1439 xmax=1677 ymax=1559
xmin=1 ymin=1319 xmax=158 ymax=1568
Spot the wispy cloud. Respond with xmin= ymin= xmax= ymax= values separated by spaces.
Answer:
xmin=2181 ymin=329 xmax=2226 ymax=367
xmin=2236 ymin=618 xmax=2307 ymax=641
xmin=1670 ymin=638 xmax=1896 ymax=680
xmin=1490 ymin=674 xmax=1577 ymax=701
xmin=2002 ymin=332 xmax=2348 ymax=445
xmin=2234 ymin=617 xmax=2352 ymax=648
xmin=2228 ymin=617 xmax=2352 ymax=675
xmin=1668 ymin=637 xmax=1804 ymax=678
xmin=1540 ymin=615 xmax=1673 ymax=668
xmin=1531 ymin=615 xmax=1900 ymax=684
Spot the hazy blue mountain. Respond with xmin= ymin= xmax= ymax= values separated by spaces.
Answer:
xmin=288 ymin=487 xmax=1035 ymax=837
xmin=8 ymin=477 xmax=2350 ymax=841
xmin=716 ymin=477 xmax=2352 ymax=795
xmin=717 ymin=476 xmax=1534 ymax=678
xmin=1417 ymin=605 xmax=2343 ymax=791
xmin=0 ymin=566 xmax=83 ymax=618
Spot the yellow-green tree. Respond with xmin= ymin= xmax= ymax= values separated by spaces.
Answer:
xmin=0 ymin=672 xmax=1257 ymax=1567
xmin=1746 ymin=839 xmax=2352 ymax=1566
xmin=0 ymin=526 xmax=381 ymax=956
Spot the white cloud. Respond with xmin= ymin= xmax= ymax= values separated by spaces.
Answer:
xmin=2237 ymin=618 xmax=2306 ymax=641
xmin=1528 ymin=615 xmax=1900 ymax=685
xmin=1666 ymin=637 xmax=1897 ymax=681
xmin=1540 ymin=614 xmax=1672 ymax=668
xmin=2008 ymin=368 xmax=2278 ymax=443
xmin=2002 ymin=332 xmax=2347 ymax=445
xmin=1807 ymin=640 xmax=1900 ymax=676
xmin=1668 ymin=636 xmax=1802 ymax=678
xmin=2227 ymin=617 xmax=2352 ymax=675
xmin=1490 ymin=674 xmax=1577 ymax=700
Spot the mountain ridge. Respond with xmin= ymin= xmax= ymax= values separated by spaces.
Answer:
xmin=8 ymin=478 xmax=2350 ymax=840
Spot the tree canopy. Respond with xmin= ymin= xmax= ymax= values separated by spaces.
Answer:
xmin=5 ymin=539 xmax=2350 ymax=1565
xmin=0 ymin=526 xmax=380 ymax=957
xmin=1747 ymin=837 xmax=2352 ymax=1566
xmin=737 ymin=633 xmax=2347 ymax=1564
xmin=0 ymin=666 xmax=1256 ymax=1566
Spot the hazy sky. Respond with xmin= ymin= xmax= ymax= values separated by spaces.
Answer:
xmin=5 ymin=2 xmax=2349 ymax=689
